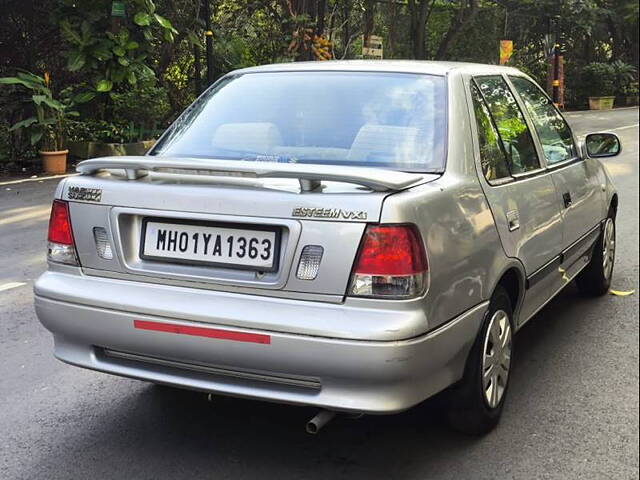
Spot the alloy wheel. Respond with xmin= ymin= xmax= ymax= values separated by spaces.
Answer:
xmin=482 ymin=310 xmax=512 ymax=409
xmin=602 ymin=218 xmax=615 ymax=280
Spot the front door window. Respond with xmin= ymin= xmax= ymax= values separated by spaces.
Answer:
xmin=509 ymin=76 xmax=577 ymax=165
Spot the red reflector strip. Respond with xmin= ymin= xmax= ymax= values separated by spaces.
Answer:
xmin=133 ymin=320 xmax=271 ymax=345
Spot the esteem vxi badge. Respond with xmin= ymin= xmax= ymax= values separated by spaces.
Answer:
xmin=292 ymin=207 xmax=367 ymax=220
xmin=68 ymin=186 xmax=102 ymax=202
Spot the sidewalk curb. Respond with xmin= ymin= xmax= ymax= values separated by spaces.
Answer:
xmin=564 ymin=106 xmax=639 ymax=115
xmin=0 ymin=173 xmax=77 ymax=187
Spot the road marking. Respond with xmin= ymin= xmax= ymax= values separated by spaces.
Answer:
xmin=576 ymin=123 xmax=639 ymax=140
xmin=0 ymin=282 xmax=27 ymax=292
xmin=0 ymin=173 xmax=76 ymax=187
xmin=610 ymin=289 xmax=635 ymax=297
xmin=564 ymin=106 xmax=640 ymax=116
xmin=608 ymin=123 xmax=639 ymax=132
xmin=0 ymin=205 xmax=51 ymax=226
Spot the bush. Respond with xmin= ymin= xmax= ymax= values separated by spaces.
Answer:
xmin=0 ymin=121 xmax=10 ymax=171
xmin=580 ymin=63 xmax=616 ymax=98
xmin=65 ymin=119 xmax=136 ymax=144
xmin=0 ymin=82 xmax=39 ymax=171
xmin=110 ymin=76 xmax=171 ymax=134
xmin=0 ymin=123 xmax=39 ymax=174
xmin=611 ymin=60 xmax=638 ymax=96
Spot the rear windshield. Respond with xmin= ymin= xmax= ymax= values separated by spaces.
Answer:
xmin=151 ymin=71 xmax=447 ymax=172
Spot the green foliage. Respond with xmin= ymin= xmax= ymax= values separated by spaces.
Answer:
xmin=63 ymin=69 xmax=168 ymax=144
xmin=611 ymin=60 xmax=637 ymax=96
xmin=56 ymin=0 xmax=177 ymax=101
xmin=1 ymin=0 xmax=639 ymax=174
xmin=110 ymin=74 xmax=170 ymax=130
xmin=213 ymin=0 xmax=289 ymax=69
xmin=65 ymin=119 xmax=138 ymax=143
xmin=0 ymin=121 xmax=10 ymax=168
xmin=0 ymin=72 xmax=78 ymax=151
xmin=581 ymin=63 xmax=616 ymax=97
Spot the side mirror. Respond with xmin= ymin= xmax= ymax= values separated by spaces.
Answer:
xmin=585 ymin=133 xmax=621 ymax=158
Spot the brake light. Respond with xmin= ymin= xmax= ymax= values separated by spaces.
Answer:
xmin=47 ymin=200 xmax=78 ymax=265
xmin=48 ymin=200 xmax=73 ymax=244
xmin=349 ymin=224 xmax=428 ymax=298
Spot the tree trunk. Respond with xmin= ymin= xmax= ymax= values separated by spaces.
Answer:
xmin=341 ymin=0 xmax=351 ymax=58
xmin=631 ymin=23 xmax=640 ymax=71
xmin=203 ymin=0 xmax=214 ymax=84
xmin=435 ymin=0 xmax=479 ymax=60
xmin=290 ymin=0 xmax=317 ymax=61
xmin=363 ymin=0 xmax=374 ymax=49
xmin=194 ymin=44 xmax=202 ymax=96
xmin=328 ymin=2 xmax=335 ymax=42
xmin=408 ymin=0 xmax=433 ymax=60
xmin=387 ymin=1 xmax=398 ymax=58
xmin=606 ymin=14 xmax=623 ymax=61
xmin=317 ymin=0 xmax=326 ymax=35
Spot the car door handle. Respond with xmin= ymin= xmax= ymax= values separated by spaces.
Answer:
xmin=506 ymin=210 xmax=520 ymax=232
xmin=563 ymin=192 xmax=572 ymax=209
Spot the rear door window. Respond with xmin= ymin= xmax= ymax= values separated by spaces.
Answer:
xmin=474 ymin=76 xmax=540 ymax=174
xmin=470 ymin=83 xmax=511 ymax=182
xmin=509 ymin=76 xmax=577 ymax=165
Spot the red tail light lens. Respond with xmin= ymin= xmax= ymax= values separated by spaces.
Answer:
xmin=47 ymin=199 xmax=78 ymax=265
xmin=353 ymin=225 xmax=427 ymax=275
xmin=48 ymin=200 xmax=74 ymax=245
xmin=349 ymin=224 xmax=428 ymax=298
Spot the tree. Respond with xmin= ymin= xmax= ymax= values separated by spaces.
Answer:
xmin=435 ymin=0 xmax=479 ymax=60
xmin=408 ymin=0 xmax=435 ymax=59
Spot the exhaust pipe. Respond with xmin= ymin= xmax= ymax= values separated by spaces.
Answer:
xmin=305 ymin=410 xmax=336 ymax=434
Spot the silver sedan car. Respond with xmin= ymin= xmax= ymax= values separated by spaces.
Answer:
xmin=35 ymin=61 xmax=621 ymax=435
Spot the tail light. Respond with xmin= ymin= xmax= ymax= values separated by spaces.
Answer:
xmin=349 ymin=224 xmax=428 ymax=298
xmin=47 ymin=200 xmax=78 ymax=265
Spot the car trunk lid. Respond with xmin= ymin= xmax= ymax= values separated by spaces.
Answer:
xmin=63 ymin=156 xmax=437 ymax=299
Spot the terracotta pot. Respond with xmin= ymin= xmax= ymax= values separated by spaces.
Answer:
xmin=40 ymin=150 xmax=69 ymax=174
xmin=588 ymin=96 xmax=615 ymax=110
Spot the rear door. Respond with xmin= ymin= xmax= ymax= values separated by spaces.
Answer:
xmin=468 ymin=75 xmax=564 ymax=323
xmin=507 ymin=75 xmax=604 ymax=278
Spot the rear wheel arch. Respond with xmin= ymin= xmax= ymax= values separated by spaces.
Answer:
xmin=609 ymin=194 xmax=618 ymax=218
xmin=498 ymin=267 xmax=524 ymax=311
xmin=495 ymin=266 xmax=524 ymax=320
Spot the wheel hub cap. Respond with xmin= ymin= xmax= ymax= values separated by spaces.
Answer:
xmin=482 ymin=310 xmax=512 ymax=409
xmin=602 ymin=218 xmax=615 ymax=280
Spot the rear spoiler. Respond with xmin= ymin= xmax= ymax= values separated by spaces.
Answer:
xmin=76 ymin=156 xmax=434 ymax=192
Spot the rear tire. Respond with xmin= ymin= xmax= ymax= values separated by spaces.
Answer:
xmin=447 ymin=286 xmax=514 ymax=435
xmin=576 ymin=215 xmax=615 ymax=297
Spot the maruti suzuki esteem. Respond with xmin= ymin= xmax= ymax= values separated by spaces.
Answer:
xmin=35 ymin=61 xmax=621 ymax=434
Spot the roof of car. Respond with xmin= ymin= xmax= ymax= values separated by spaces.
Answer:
xmin=233 ymin=60 xmax=523 ymax=77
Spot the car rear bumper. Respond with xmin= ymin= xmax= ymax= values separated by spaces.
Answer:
xmin=34 ymin=271 xmax=487 ymax=413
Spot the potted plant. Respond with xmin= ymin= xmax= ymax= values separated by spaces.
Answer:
xmin=65 ymin=119 xmax=159 ymax=159
xmin=0 ymin=72 xmax=78 ymax=174
xmin=582 ymin=63 xmax=616 ymax=110
xmin=621 ymin=83 xmax=639 ymax=106
xmin=612 ymin=60 xmax=638 ymax=107
xmin=65 ymin=75 xmax=166 ymax=159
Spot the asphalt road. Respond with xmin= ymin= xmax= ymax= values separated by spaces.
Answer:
xmin=1 ymin=108 xmax=638 ymax=480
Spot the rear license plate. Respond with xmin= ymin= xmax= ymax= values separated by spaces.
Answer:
xmin=140 ymin=218 xmax=280 ymax=272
